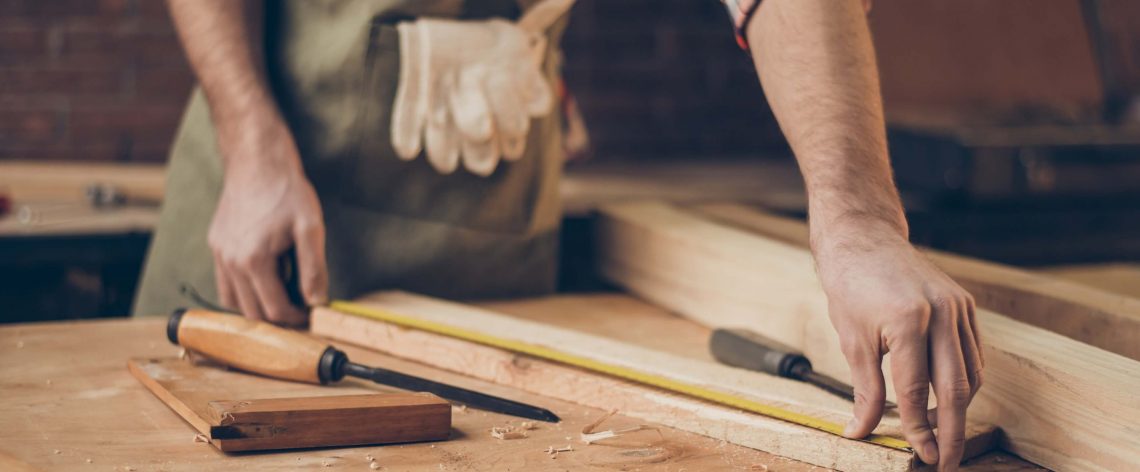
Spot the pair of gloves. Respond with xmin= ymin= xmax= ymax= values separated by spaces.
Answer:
xmin=391 ymin=0 xmax=575 ymax=177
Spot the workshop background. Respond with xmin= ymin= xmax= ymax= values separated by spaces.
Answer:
xmin=2 ymin=0 xmax=1139 ymax=322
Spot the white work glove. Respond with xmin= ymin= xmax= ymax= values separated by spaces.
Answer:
xmin=390 ymin=0 xmax=574 ymax=177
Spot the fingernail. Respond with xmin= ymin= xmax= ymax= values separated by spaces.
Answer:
xmin=843 ymin=418 xmax=858 ymax=437
xmin=923 ymin=442 xmax=939 ymax=464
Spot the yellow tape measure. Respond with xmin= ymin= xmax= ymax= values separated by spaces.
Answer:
xmin=330 ymin=300 xmax=911 ymax=451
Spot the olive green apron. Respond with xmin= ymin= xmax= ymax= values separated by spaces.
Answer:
xmin=133 ymin=0 xmax=567 ymax=317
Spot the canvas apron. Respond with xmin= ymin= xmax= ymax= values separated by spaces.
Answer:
xmin=133 ymin=0 xmax=566 ymax=317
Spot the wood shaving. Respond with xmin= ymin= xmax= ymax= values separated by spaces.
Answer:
xmin=519 ymin=421 xmax=537 ymax=430
xmin=365 ymin=454 xmax=374 ymax=462
xmin=179 ymin=348 xmax=188 ymax=360
xmin=451 ymin=404 xmax=468 ymax=414
xmin=45 ymin=379 xmax=52 ymax=386
xmin=490 ymin=426 xmax=527 ymax=440
xmin=86 ymin=458 xmax=93 ymax=463
xmin=370 ymin=462 xmax=382 ymax=470
xmin=193 ymin=433 xmax=209 ymax=443
xmin=544 ymin=444 xmax=573 ymax=458
xmin=749 ymin=465 xmax=769 ymax=471
xmin=53 ymin=449 xmax=60 ymax=455
xmin=322 ymin=461 xmax=332 ymax=467
xmin=579 ymin=409 xmax=658 ymax=444
xmin=123 ymin=467 xmax=136 ymax=471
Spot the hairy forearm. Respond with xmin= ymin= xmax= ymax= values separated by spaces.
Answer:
xmin=168 ymin=0 xmax=292 ymax=171
xmin=747 ymin=0 xmax=906 ymax=251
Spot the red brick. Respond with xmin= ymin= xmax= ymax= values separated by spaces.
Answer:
xmin=0 ymin=24 xmax=49 ymax=63
xmin=0 ymin=66 xmax=125 ymax=96
xmin=0 ymin=100 xmax=65 ymax=144
xmin=67 ymin=102 xmax=183 ymax=143
xmin=0 ymin=0 xmax=130 ymax=19
xmin=134 ymin=64 xmax=195 ymax=99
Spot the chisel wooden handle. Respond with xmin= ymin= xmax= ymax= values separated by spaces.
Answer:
xmin=167 ymin=308 xmax=341 ymax=384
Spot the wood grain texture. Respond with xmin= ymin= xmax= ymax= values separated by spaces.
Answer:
xmin=1041 ymin=263 xmax=1140 ymax=299
xmin=313 ymin=293 xmax=997 ymax=471
xmin=175 ymin=309 xmax=330 ymax=384
xmin=696 ymin=202 xmax=1140 ymax=362
xmin=597 ymin=201 xmax=1140 ymax=472
xmin=128 ymin=358 xmax=450 ymax=452
xmin=0 ymin=160 xmax=165 ymax=203
xmin=2 ymin=317 xmax=862 ymax=471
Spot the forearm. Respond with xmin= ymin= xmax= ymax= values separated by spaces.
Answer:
xmin=168 ymin=0 xmax=293 ymax=171
xmin=746 ymin=0 xmax=906 ymax=252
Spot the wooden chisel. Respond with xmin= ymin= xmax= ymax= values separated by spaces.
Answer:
xmin=709 ymin=328 xmax=895 ymax=408
xmin=167 ymin=308 xmax=560 ymax=422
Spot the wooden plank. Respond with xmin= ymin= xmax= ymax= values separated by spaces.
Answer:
xmin=695 ymin=202 xmax=1140 ymax=362
xmin=127 ymin=358 xmax=450 ymax=452
xmin=0 ymin=161 xmax=165 ymax=203
xmin=1040 ymin=263 xmax=1140 ymax=299
xmin=312 ymin=293 xmax=999 ymax=471
xmin=560 ymin=159 xmax=806 ymax=217
xmin=597 ymin=201 xmax=1140 ymax=472
xmin=0 ymin=318 xmax=843 ymax=471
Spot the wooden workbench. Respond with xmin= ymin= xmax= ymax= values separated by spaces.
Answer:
xmin=0 ymin=295 xmax=1038 ymax=471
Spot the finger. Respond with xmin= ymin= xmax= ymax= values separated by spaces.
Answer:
xmin=214 ymin=257 xmax=237 ymax=311
xmin=958 ymin=303 xmax=984 ymax=401
xmin=391 ymin=22 xmax=428 ymax=160
xmin=518 ymin=65 xmax=553 ymax=117
xmin=931 ymin=306 xmax=971 ymax=471
xmin=228 ymin=260 xmax=265 ymax=322
xmin=517 ymin=0 xmax=574 ymax=34
xmin=966 ymin=295 xmax=984 ymax=369
xmin=886 ymin=319 xmax=939 ymax=465
xmin=449 ymin=66 xmax=494 ymax=142
xmin=425 ymin=102 xmax=461 ymax=173
xmin=485 ymin=72 xmax=529 ymax=138
xmin=248 ymin=256 xmax=307 ymax=326
xmin=500 ymin=133 xmax=526 ymax=161
xmin=293 ymin=220 xmax=329 ymax=307
xmin=462 ymin=136 xmax=500 ymax=177
xmin=841 ymin=339 xmax=887 ymax=440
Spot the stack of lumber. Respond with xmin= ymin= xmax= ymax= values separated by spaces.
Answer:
xmin=313 ymin=292 xmax=997 ymax=471
xmin=594 ymin=201 xmax=1140 ymax=472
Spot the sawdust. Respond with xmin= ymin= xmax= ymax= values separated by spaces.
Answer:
xmin=451 ymin=404 xmax=468 ymax=414
xmin=16 ymin=341 xmax=23 ymax=348
xmin=53 ymin=449 xmax=60 ymax=455
xmin=85 ymin=458 xmax=93 ymax=463
xmin=490 ymin=426 xmax=528 ymax=440
xmin=370 ymin=462 xmax=382 ymax=470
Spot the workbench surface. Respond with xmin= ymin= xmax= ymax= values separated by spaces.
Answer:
xmin=0 ymin=295 xmax=1040 ymax=471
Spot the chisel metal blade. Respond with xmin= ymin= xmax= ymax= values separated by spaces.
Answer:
xmin=344 ymin=362 xmax=560 ymax=423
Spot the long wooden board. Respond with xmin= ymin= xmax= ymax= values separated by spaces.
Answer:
xmin=312 ymin=293 xmax=999 ymax=471
xmin=596 ymin=201 xmax=1140 ymax=472
xmin=694 ymin=202 xmax=1140 ymax=362
xmin=127 ymin=357 xmax=450 ymax=452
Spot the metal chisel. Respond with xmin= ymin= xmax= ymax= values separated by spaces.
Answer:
xmin=710 ymin=328 xmax=895 ymax=409
xmin=167 ymin=308 xmax=560 ymax=423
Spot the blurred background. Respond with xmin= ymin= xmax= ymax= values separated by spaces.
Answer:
xmin=2 ymin=0 xmax=1139 ymax=322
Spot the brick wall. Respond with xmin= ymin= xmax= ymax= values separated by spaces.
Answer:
xmin=0 ymin=0 xmax=783 ymax=165
xmin=0 ymin=0 xmax=193 ymax=163
xmin=0 ymin=1 xmax=1133 ymax=165
xmin=561 ymin=1 xmax=787 ymax=159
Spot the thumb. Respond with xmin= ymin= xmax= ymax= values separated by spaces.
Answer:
xmin=293 ymin=221 xmax=329 ymax=306
xmin=517 ymin=0 xmax=575 ymax=34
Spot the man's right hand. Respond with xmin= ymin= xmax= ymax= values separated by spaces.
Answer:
xmin=207 ymin=117 xmax=328 ymax=326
